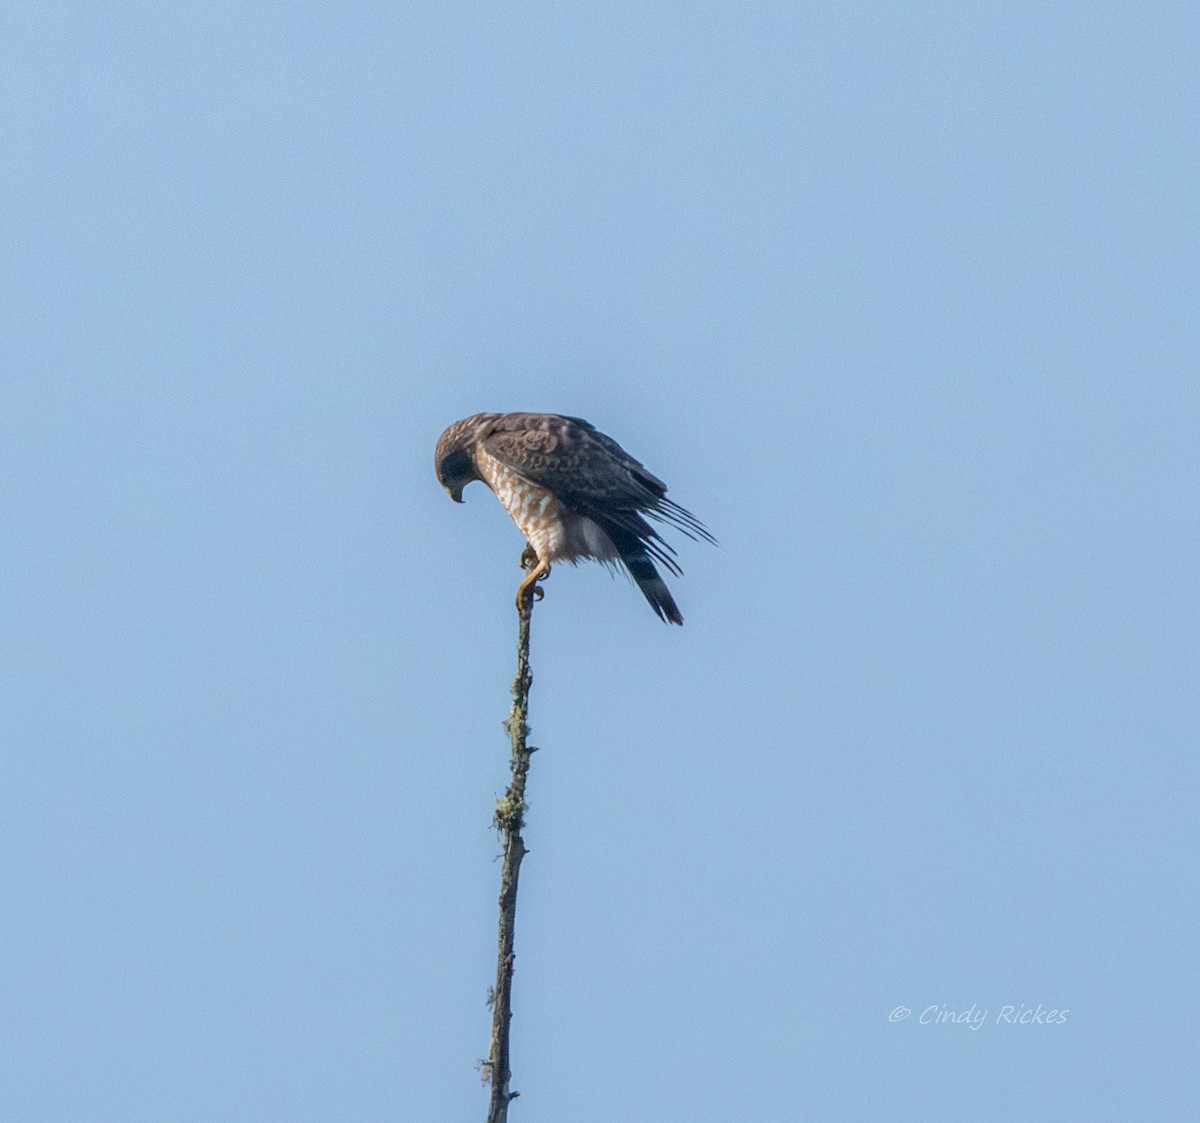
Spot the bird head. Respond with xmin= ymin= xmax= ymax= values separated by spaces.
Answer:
xmin=434 ymin=414 xmax=495 ymax=502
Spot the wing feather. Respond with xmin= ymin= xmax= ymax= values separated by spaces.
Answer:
xmin=480 ymin=413 xmax=715 ymax=548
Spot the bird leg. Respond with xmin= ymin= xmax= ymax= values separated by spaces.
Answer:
xmin=520 ymin=544 xmax=538 ymax=570
xmin=516 ymin=555 xmax=551 ymax=611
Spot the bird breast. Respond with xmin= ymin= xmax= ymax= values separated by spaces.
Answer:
xmin=475 ymin=448 xmax=616 ymax=565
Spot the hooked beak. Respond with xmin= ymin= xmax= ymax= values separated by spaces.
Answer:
xmin=445 ymin=485 xmax=464 ymax=504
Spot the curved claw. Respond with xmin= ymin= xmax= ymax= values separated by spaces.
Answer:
xmin=515 ymin=559 xmax=551 ymax=612
xmin=515 ymin=586 xmax=542 ymax=611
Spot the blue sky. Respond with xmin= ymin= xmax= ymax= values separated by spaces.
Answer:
xmin=2 ymin=2 xmax=1196 ymax=1119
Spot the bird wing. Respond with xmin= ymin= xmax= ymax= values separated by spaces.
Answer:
xmin=480 ymin=413 xmax=666 ymax=510
xmin=480 ymin=413 xmax=715 ymax=573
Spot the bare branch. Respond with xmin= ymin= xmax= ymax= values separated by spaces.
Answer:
xmin=485 ymin=558 xmax=539 ymax=1123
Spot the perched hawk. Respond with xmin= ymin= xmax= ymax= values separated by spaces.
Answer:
xmin=435 ymin=412 xmax=714 ymax=624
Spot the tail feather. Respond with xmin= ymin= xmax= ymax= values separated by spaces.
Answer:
xmin=604 ymin=523 xmax=684 ymax=625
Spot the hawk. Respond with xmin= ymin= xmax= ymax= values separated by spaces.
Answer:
xmin=435 ymin=412 xmax=714 ymax=624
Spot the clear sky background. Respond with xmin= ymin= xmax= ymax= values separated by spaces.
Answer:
xmin=2 ymin=3 xmax=1196 ymax=1120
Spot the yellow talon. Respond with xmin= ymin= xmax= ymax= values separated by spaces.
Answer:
xmin=515 ymin=557 xmax=551 ymax=611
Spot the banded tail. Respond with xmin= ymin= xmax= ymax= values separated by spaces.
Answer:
xmin=603 ymin=523 xmax=685 ymax=625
